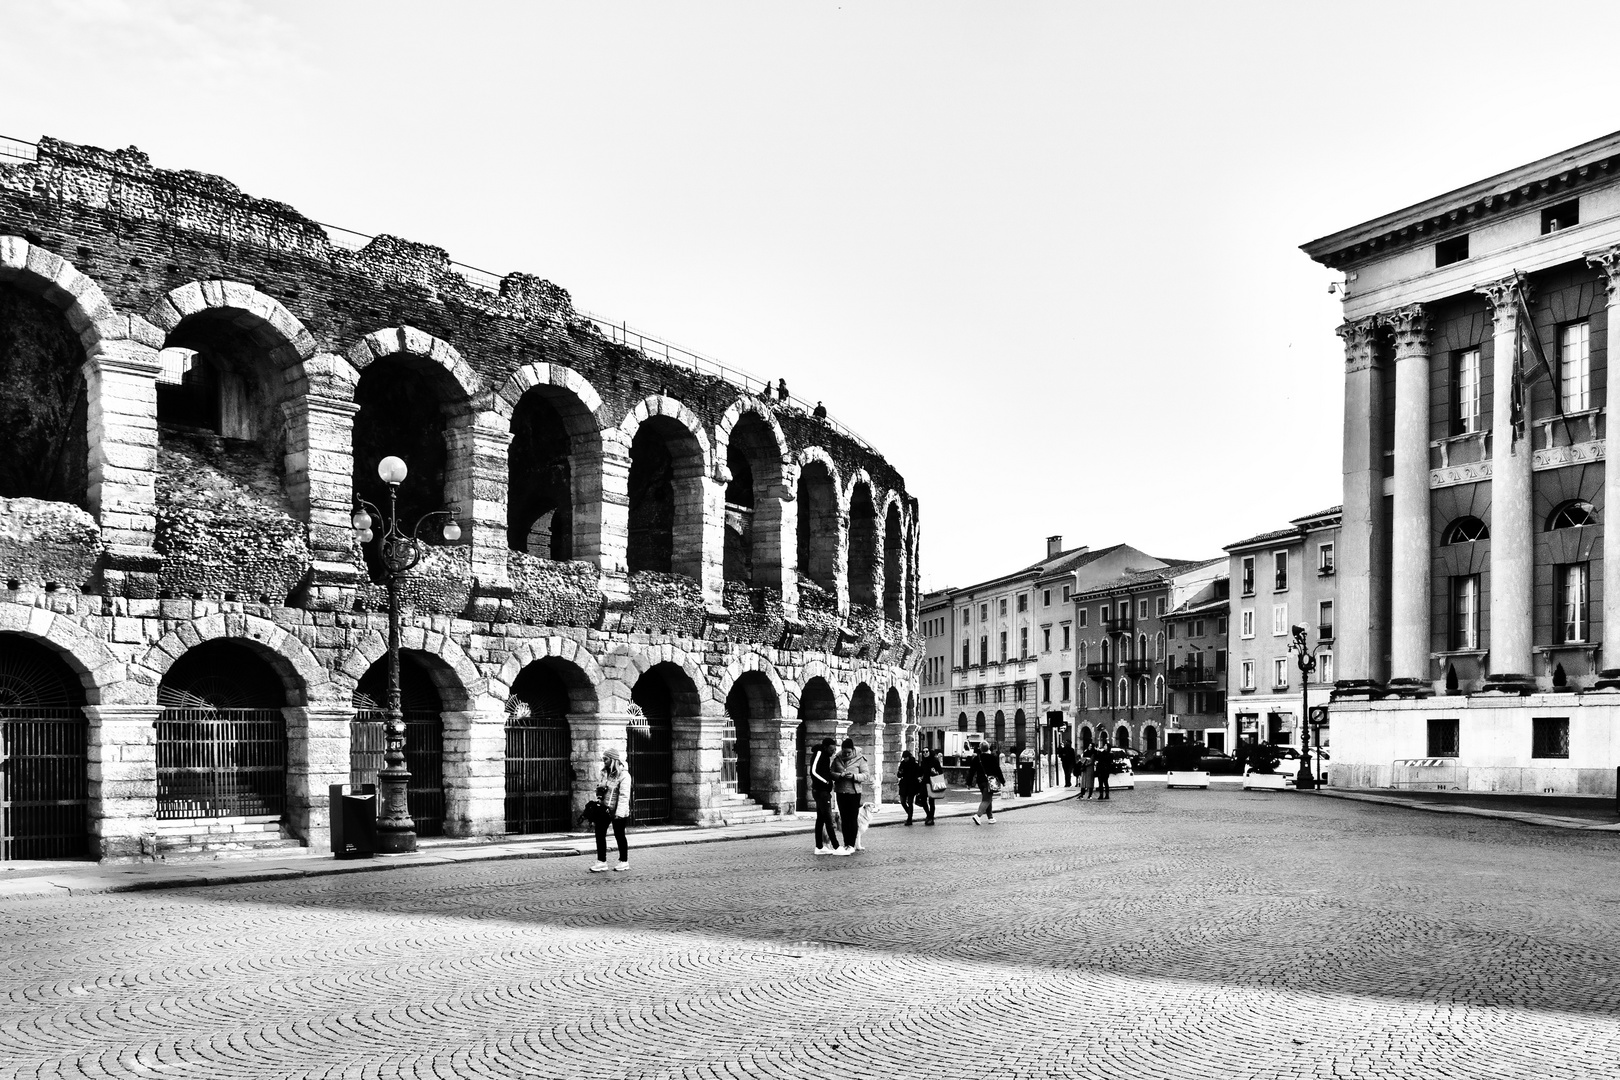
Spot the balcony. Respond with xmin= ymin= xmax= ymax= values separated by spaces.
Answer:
xmin=1103 ymin=617 xmax=1133 ymax=635
xmin=1169 ymin=667 xmax=1216 ymax=688
xmin=1123 ymin=657 xmax=1153 ymax=676
xmin=1085 ymin=662 xmax=1113 ymax=680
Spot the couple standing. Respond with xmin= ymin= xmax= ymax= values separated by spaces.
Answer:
xmin=809 ymin=736 xmax=868 ymax=855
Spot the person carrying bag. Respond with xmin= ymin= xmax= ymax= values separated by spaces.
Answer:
xmin=968 ymin=740 xmax=1005 ymax=826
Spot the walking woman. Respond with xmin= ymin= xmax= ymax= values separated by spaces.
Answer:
xmin=1078 ymin=743 xmax=1096 ymax=799
xmin=897 ymin=749 xmax=920 ymax=824
xmin=591 ymin=747 xmax=632 ymax=872
xmin=968 ymin=739 xmax=1005 ymax=826
xmin=809 ymin=736 xmax=841 ymax=855
xmin=1095 ymin=742 xmax=1113 ymax=801
xmin=829 ymin=737 xmax=868 ymax=853
xmin=919 ymin=748 xmax=944 ymax=825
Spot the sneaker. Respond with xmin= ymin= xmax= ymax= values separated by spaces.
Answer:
xmin=925 ymin=820 xmax=935 ymax=826
xmin=971 ymin=815 xmax=982 ymax=826
xmin=613 ymin=862 xmax=631 ymax=872
xmin=588 ymin=862 xmax=610 ymax=873
xmin=986 ymin=817 xmax=996 ymax=824
xmin=814 ymin=847 xmax=834 ymax=856
xmin=837 ymin=847 xmax=855 ymax=856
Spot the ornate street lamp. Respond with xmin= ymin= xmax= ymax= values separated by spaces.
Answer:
xmin=1289 ymin=623 xmax=1322 ymax=791
xmin=351 ymin=454 xmax=461 ymax=853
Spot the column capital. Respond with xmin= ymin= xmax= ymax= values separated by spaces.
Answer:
xmin=1586 ymin=246 xmax=1620 ymax=293
xmin=1336 ymin=316 xmax=1380 ymax=372
xmin=1377 ymin=304 xmax=1429 ymax=354
xmin=1475 ymin=275 xmax=1529 ymax=328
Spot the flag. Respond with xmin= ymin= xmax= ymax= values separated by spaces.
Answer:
xmin=1515 ymin=274 xmax=1562 ymax=417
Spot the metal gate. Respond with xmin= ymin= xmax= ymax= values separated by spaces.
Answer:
xmin=1 ymin=707 xmax=89 ymax=860
xmin=720 ymin=718 xmax=739 ymax=792
xmin=626 ymin=717 xmax=672 ymax=825
xmin=156 ymin=708 xmax=286 ymax=819
xmin=795 ymin=722 xmax=808 ymax=812
xmin=505 ymin=713 xmax=571 ymax=833
xmin=350 ymin=710 xmax=444 ymax=837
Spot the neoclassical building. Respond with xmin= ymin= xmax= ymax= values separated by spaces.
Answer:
xmin=0 ymin=137 xmax=921 ymax=862
xmin=1304 ymin=130 xmax=1620 ymax=796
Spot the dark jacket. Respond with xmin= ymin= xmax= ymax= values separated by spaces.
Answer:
xmin=967 ymin=749 xmax=1005 ymax=792
xmin=1093 ymin=748 xmax=1113 ymax=777
xmin=897 ymin=757 xmax=920 ymax=789
xmin=808 ymin=747 xmax=835 ymax=794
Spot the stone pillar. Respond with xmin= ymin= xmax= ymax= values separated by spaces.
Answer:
xmin=444 ymin=408 xmax=514 ymax=604
xmin=752 ymin=716 xmax=801 ymax=814
xmin=442 ymin=709 xmax=506 ymax=837
xmin=284 ymin=362 xmax=364 ymax=608
xmin=881 ymin=720 xmax=905 ymax=802
xmin=85 ymin=705 xmax=160 ymax=862
xmin=1337 ymin=317 xmax=1388 ymax=693
xmin=1381 ymin=304 xmax=1433 ymax=694
xmin=672 ymin=710 xmax=725 ymax=825
xmin=596 ymin=432 xmax=632 ymax=603
xmin=1589 ymin=250 xmax=1620 ymax=688
xmin=834 ymin=511 xmax=852 ymax=615
xmin=285 ymin=705 xmax=353 ymax=850
xmin=758 ymin=475 xmax=799 ymax=613
xmin=571 ymin=714 xmax=629 ymax=821
xmin=84 ymin=342 xmax=163 ymax=592
xmin=696 ymin=473 xmax=728 ymax=612
xmin=1478 ymin=277 xmax=1537 ymax=692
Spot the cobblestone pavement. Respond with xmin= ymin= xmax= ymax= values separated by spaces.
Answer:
xmin=3 ymin=790 xmax=1619 ymax=1080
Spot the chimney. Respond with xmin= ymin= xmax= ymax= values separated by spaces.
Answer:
xmin=1047 ymin=535 xmax=1063 ymax=558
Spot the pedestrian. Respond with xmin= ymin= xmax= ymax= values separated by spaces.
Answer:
xmin=1058 ymin=742 xmax=1076 ymax=787
xmin=1078 ymin=743 xmax=1095 ymax=798
xmin=777 ymin=377 xmax=789 ymax=401
xmin=813 ymin=400 xmax=827 ymax=419
xmin=830 ymin=737 xmax=868 ymax=854
xmin=919 ymin=747 xmax=943 ymax=825
xmin=1095 ymin=742 xmax=1113 ymax=801
xmin=897 ymin=749 xmax=920 ymax=824
xmin=968 ymin=739 xmax=1005 ymax=826
xmin=809 ymin=736 xmax=841 ymax=855
xmin=590 ymin=747 xmax=632 ymax=872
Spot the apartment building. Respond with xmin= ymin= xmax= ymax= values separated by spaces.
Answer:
xmin=918 ymin=589 xmax=956 ymax=753
xmin=1163 ymin=576 xmax=1230 ymax=749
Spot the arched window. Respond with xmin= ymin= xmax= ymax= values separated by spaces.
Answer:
xmin=847 ymin=482 xmax=879 ymax=608
xmin=1139 ymin=676 xmax=1150 ymax=705
xmin=1079 ymin=641 xmax=1088 ymax=665
xmin=1101 ymin=640 xmax=1110 ymax=665
xmin=1156 ymin=632 xmax=1165 ymax=660
xmin=1117 ymin=677 xmax=1128 ymax=705
xmin=1137 ymin=633 xmax=1148 ymax=661
xmin=957 ymin=712 xmax=968 ymax=732
xmin=1442 ymin=516 xmax=1490 ymax=544
xmin=1154 ymin=676 xmax=1165 ymax=705
xmin=1546 ymin=501 xmax=1597 ymax=531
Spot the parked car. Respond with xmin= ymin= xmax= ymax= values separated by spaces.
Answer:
xmin=1138 ymin=746 xmax=1238 ymax=774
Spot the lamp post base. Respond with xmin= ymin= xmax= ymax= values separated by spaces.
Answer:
xmin=374 ymin=827 xmax=418 ymax=854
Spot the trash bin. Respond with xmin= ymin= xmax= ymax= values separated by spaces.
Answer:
xmin=330 ymin=783 xmax=377 ymax=859
xmin=1016 ymin=762 xmax=1035 ymax=798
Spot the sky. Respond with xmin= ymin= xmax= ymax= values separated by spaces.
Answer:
xmin=7 ymin=1 xmax=1620 ymax=590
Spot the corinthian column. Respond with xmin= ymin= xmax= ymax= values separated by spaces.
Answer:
xmin=1381 ymin=304 xmax=1433 ymax=695
xmin=1588 ymin=250 xmax=1620 ymax=688
xmin=1477 ymin=277 xmax=1536 ymax=693
xmin=1336 ymin=316 xmax=1386 ymax=694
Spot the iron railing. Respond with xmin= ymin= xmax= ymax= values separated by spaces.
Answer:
xmin=350 ymin=711 xmax=445 ymax=837
xmin=0 ymin=135 xmax=37 ymax=163
xmin=1 ymin=707 xmax=89 ymax=860
xmin=1085 ymin=662 xmax=1113 ymax=679
xmin=156 ymin=708 xmax=285 ymax=820
xmin=504 ymin=714 xmax=572 ymax=834
xmin=1123 ymin=658 xmax=1154 ymax=677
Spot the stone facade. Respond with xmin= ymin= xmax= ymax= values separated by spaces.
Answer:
xmin=0 ymin=138 xmax=921 ymax=862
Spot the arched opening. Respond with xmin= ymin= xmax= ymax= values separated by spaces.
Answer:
xmin=975 ymin=710 xmax=986 ymax=733
xmin=628 ymin=416 xmax=706 ymax=578
xmin=797 ymin=676 xmax=839 ymax=812
xmin=847 ymin=482 xmax=879 ymax=609
xmin=796 ymin=460 xmax=839 ymax=596
xmin=848 ymin=683 xmax=878 ymax=794
xmin=353 ymin=653 xmax=447 ymax=837
xmin=0 ymin=283 xmax=89 ymax=507
xmin=157 ymin=641 xmax=291 ymax=823
xmin=883 ymin=502 xmax=904 ymax=622
xmin=1014 ymin=709 xmax=1027 ymax=750
xmin=1144 ymin=726 xmax=1159 ymax=753
xmin=1546 ymin=500 xmax=1597 ymax=531
xmin=352 ymin=357 xmax=459 ymax=579
xmin=725 ymin=672 xmax=779 ymax=798
xmin=1079 ymin=725 xmax=1093 ymax=749
xmin=505 ymin=660 xmax=583 ymax=834
xmin=508 ymin=386 xmax=596 ymax=561
xmin=994 ymin=709 xmax=1006 ymax=744
xmin=1116 ymin=724 xmax=1131 ymax=749
xmin=0 ymin=634 xmax=89 ymax=860
xmin=905 ymin=517 xmax=917 ymax=631
xmin=630 ymin=662 xmax=696 ymax=825
xmin=882 ymin=685 xmax=904 ymax=798
xmin=1443 ymin=516 xmax=1490 ymax=544
xmin=157 ymin=310 xmax=283 ymax=443
xmin=957 ymin=712 xmax=968 ymax=732
xmin=724 ymin=413 xmax=786 ymax=590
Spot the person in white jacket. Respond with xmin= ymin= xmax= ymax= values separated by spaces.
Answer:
xmin=590 ymin=747 xmax=633 ymax=873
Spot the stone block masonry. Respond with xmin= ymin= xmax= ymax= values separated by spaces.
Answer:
xmin=0 ymin=136 xmax=923 ymax=862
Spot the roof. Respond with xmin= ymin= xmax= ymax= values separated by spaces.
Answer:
xmin=1223 ymin=527 xmax=1300 ymax=552
xmin=950 ymin=542 xmax=1130 ymax=597
xmin=1073 ymin=559 xmax=1215 ymax=600
xmin=1165 ymin=594 xmax=1230 ymax=619
xmin=1290 ymin=505 xmax=1343 ymax=528
xmin=1301 ymin=130 xmax=1620 ymax=269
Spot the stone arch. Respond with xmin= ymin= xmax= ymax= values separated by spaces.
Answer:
xmin=717 ymin=398 xmax=794 ymax=596
xmin=881 ymin=493 xmax=905 ymax=623
xmin=493 ymin=636 xmax=607 ymax=708
xmin=345 ymin=326 xmax=485 ymax=401
xmin=146 ymin=280 xmax=317 ymax=371
xmin=845 ymin=471 xmax=880 ymax=610
xmin=0 ymin=237 xmax=126 ymax=355
xmin=715 ymin=650 xmax=790 ymax=710
xmin=794 ymin=447 xmax=844 ymax=601
xmin=618 ymin=396 xmax=714 ymax=580
xmin=504 ymin=639 xmax=604 ymax=833
xmin=498 ymin=364 xmax=608 ymax=563
xmin=134 ymin=614 xmax=332 ymax=706
xmin=335 ymin=628 xmax=485 ymax=712
xmin=0 ymin=605 xmax=123 ymax=705
xmin=599 ymin=641 xmax=714 ymax=714
xmin=714 ymin=397 xmax=792 ymax=479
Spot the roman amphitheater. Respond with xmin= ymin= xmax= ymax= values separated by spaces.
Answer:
xmin=0 ymin=137 xmax=920 ymax=863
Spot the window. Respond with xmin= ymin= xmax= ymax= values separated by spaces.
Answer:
xmin=1240 ymin=660 xmax=1255 ymax=691
xmin=962 ymin=607 xmax=971 ymax=625
xmin=1192 ymin=619 xmax=1205 ymax=638
xmin=1215 ymin=648 xmax=1227 ymax=672
xmin=999 ymin=631 xmax=1008 ymax=663
xmin=1317 ymin=651 xmax=1333 ymax=684
xmin=1017 ymin=593 xmax=1027 ymax=613
xmin=1041 ymin=674 xmax=1051 ymax=702
xmin=1532 ymin=717 xmax=1570 ymax=759
xmin=1157 ymin=597 xmax=1167 ymax=616
xmin=975 ymin=689 xmax=985 ymax=705
xmin=1427 ymin=717 xmax=1459 ymax=757
xmin=1078 ymin=640 xmax=1087 ymax=664
xmin=979 ymin=635 xmax=988 ymax=665
xmin=1156 ymin=632 xmax=1165 ymax=660
xmin=1318 ymin=542 xmax=1335 ymax=574
xmin=1167 ymin=623 xmax=1176 ymax=640
xmin=1043 ymin=589 xmax=1051 ymax=607
xmin=1443 ymin=516 xmax=1489 ymax=544
xmin=1559 ymin=563 xmax=1590 ymax=643
xmin=1450 ymin=575 xmax=1479 ymax=650
xmin=1019 ymin=626 xmax=1028 ymax=659
xmin=1272 ymin=605 xmax=1288 ymax=636
xmin=1453 ymin=348 xmax=1481 ymax=435
xmin=961 ymin=642 xmax=970 ymax=668
xmin=1240 ymin=556 xmax=1255 ymax=595
xmin=1547 ymin=500 xmax=1596 ymax=531
xmin=1060 ymin=673 xmax=1071 ymax=702
xmin=1272 ymin=657 xmax=1288 ymax=689
xmin=1217 ymin=616 xmax=1228 ymax=635
xmin=1274 ymin=551 xmax=1288 ymax=591
xmin=1541 ymin=198 xmax=1579 ymax=234
xmin=1077 ymin=608 xmax=1087 ymax=628
xmin=1138 ymin=600 xmax=1148 ymax=619
xmin=1318 ymin=600 xmax=1334 ymax=642
xmin=1560 ymin=322 xmax=1591 ymax=413
xmin=1435 ymin=234 xmax=1469 ymax=267
xmin=1062 ymin=585 xmax=1071 ymax=601
xmin=999 ymin=598 xmax=1007 ymax=617
xmin=980 ymin=603 xmax=988 ymax=622
xmin=1061 ymin=624 xmax=1071 ymax=650
xmin=1241 ymin=610 xmax=1254 ymax=639
xmin=1042 ymin=627 xmax=1051 ymax=652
